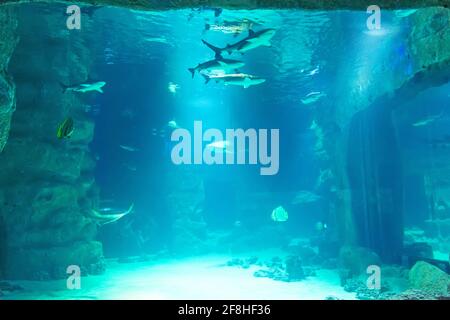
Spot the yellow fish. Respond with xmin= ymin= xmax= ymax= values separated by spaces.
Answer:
xmin=57 ymin=117 xmax=74 ymax=139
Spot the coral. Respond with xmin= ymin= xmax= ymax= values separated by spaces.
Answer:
xmin=409 ymin=261 xmax=450 ymax=296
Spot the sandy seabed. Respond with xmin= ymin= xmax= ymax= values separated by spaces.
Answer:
xmin=3 ymin=254 xmax=356 ymax=300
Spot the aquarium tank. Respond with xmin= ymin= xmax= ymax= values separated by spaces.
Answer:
xmin=0 ymin=0 xmax=449 ymax=301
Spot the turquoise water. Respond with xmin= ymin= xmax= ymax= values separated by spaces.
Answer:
xmin=0 ymin=4 xmax=449 ymax=299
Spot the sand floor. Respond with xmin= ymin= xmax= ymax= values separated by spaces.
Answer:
xmin=2 ymin=254 xmax=356 ymax=300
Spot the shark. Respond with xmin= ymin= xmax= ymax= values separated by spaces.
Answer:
xmin=60 ymin=81 xmax=106 ymax=93
xmin=202 ymin=28 xmax=276 ymax=56
xmin=188 ymin=54 xmax=245 ymax=78
xmin=203 ymin=73 xmax=266 ymax=89
xmin=88 ymin=203 xmax=134 ymax=226
xmin=206 ymin=140 xmax=234 ymax=154
xmin=412 ymin=112 xmax=443 ymax=127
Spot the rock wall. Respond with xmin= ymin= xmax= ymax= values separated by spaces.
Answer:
xmin=314 ymin=7 xmax=450 ymax=259
xmin=0 ymin=7 xmax=17 ymax=153
xmin=0 ymin=5 xmax=104 ymax=280
xmin=1 ymin=0 xmax=449 ymax=11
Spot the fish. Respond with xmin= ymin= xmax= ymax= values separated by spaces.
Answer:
xmin=168 ymin=82 xmax=180 ymax=94
xmin=56 ymin=117 xmax=74 ymax=139
xmin=394 ymin=9 xmax=418 ymax=18
xmin=123 ymin=164 xmax=137 ymax=172
xmin=144 ymin=37 xmax=170 ymax=45
xmin=315 ymin=221 xmax=328 ymax=232
xmin=412 ymin=113 xmax=442 ymax=127
xmin=428 ymin=135 xmax=450 ymax=149
xmin=60 ymin=81 xmax=106 ymax=94
xmin=307 ymin=66 xmax=320 ymax=76
xmin=88 ymin=203 xmax=134 ymax=226
xmin=167 ymin=120 xmax=179 ymax=129
xmin=301 ymin=92 xmax=326 ymax=105
xmin=119 ymin=145 xmax=139 ymax=152
xmin=188 ymin=55 xmax=245 ymax=78
xmin=292 ymin=191 xmax=321 ymax=205
xmin=206 ymin=140 xmax=234 ymax=154
xmin=202 ymin=28 xmax=276 ymax=56
xmin=202 ymin=73 xmax=266 ymax=89
xmin=204 ymin=19 xmax=256 ymax=35
xmin=271 ymin=206 xmax=288 ymax=222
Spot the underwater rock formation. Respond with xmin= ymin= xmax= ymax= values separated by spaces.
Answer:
xmin=408 ymin=261 xmax=450 ymax=296
xmin=0 ymin=6 xmax=104 ymax=279
xmin=338 ymin=245 xmax=381 ymax=280
xmin=313 ymin=7 xmax=450 ymax=264
xmin=0 ymin=7 xmax=17 ymax=153
xmin=167 ymin=166 xmax=209 ymax=254
xmin=1 ymin=0 xmax=449 ymax=11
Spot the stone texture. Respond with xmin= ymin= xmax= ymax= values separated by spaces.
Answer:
xmin=0 ymin=5 xmax=103 ymax=280
xmin=409 ymin=261 xmax=450 ymax=295
xmin=339 ymin=245 xmax=381 ymax=278
xmin=0 ymin=7 xmax=18 ymax=153
xmin=1 ymin=0 xmax=449 ymax=11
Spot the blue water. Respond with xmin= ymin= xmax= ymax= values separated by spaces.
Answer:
xmin=2 ymin=4 xmax=450 ymax=299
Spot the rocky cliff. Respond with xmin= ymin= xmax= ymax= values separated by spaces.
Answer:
xmin=0 ymin=5 xmax=104 ymax=280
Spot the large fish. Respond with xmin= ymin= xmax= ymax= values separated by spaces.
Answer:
xmin=203 ymin=72 xmax=266 ymax=89
xmin=88 ymin=203 xmax=134 ymax=226
xmin=203 ymin=28 xmax=276 ymax=56
xmin=412 ymin=113 xmax=442 ymax=127
xmin=189 ymin=55 xmax=245 ymax=78
xmin=60 ymin=81 xmax=106 ymax=93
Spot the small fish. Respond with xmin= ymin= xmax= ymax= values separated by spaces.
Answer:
xmin=292 ymin=191 xmax=321 ymax=205
xmin=307 ymin=66 xmax=320 ymax=76
xmin=56 ymin=117 xmax=74 ymax=139
xmin=271 ymin=206 xmax=288 ymax=222
xmin=60 ymin=81 xmax=106 ymax=94
xmin=167 ymin=120 xmax=179 ymax=129
xmin=123 ymin=164 xmax=137 ymax=172
xmin=144 ymin=37 xmax=170 ymax=45
xmin=301 ymin=92 xmax=326 ymax=105
xmin=205 ymin=19 xmax=255 ymax=35
xmin=206 ymin=140 xmax=234 ymax=154
xmin=88 ymin=203 xmax=134 ymax=226
xmin=315 ymin=221 xmax=328 ymax=232
xmin=168 ymin=82 xmax=180 ymax=95
xmin=119 ymin=145 xmax=139 ymax=152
